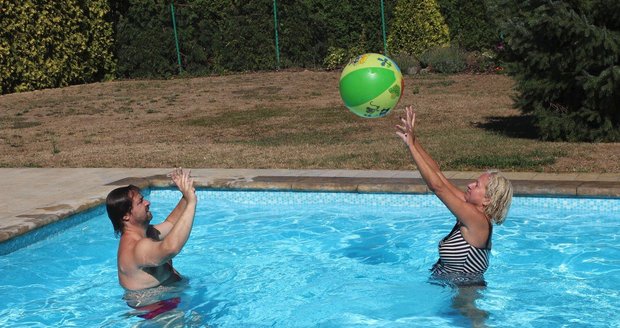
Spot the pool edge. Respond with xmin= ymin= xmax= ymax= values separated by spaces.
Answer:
xmin=1 ymin=168 xmax=619 ymax=246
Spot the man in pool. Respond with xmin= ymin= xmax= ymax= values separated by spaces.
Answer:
xmin=105 ymin=168 xmax=196 ymax=291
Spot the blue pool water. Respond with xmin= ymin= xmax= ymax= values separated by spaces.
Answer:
xmin=1 ymin=189 xmax=619 ymax=327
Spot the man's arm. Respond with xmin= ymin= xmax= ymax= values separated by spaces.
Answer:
xmin=152 ymin=168 xmax=191 ymax=239
xmin=134 ymin=169 xmax=197 ymax=267
xmin=152 ymin=198 xmax=187 ymax=240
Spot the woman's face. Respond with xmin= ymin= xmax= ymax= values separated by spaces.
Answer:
xmin=465 ymin=173 xmax=491 ymax=206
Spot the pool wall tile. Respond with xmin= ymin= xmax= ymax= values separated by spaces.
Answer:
xmin=152 ymin=189 xmax=620 ymax=211
xmin=0 ymin=206 xmax=105 ymax=255
xmin=2 ymin=189 xmax=619 ymax=255
xmin=2 ymin=168 xmax=620 ymax=255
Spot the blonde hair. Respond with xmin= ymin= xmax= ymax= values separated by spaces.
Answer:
xmin=484 ymin=170 xmax=513 ymax=225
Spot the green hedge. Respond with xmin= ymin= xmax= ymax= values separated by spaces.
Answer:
xmin=3 ymin=1 xmax=512 ymax=93
xmin=0 ymin=0 xmax=115 ymax=94
xmin=436 ymin=0 xmax=499 ymax=51
xmin=112 ymin=0 xmax=397 ymax=78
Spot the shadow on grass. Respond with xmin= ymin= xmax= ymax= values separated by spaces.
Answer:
xmin=474 ymin=115 xmax=539 ymax=139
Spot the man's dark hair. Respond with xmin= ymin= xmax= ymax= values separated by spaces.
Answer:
xmin=106 ymin=185 xmax=141 ymax=237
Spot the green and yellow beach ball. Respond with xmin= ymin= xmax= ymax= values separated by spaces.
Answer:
xmin=339 ymin=53 xmax=404 ymax=118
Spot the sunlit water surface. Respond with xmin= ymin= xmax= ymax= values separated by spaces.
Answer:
xmin=1 ymin=190 xmax=619 ymax=327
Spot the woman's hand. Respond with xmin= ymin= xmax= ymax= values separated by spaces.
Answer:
xmin=395 ymin=105 xmax=416 ymax=147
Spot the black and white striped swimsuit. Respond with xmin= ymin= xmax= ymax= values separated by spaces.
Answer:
xmin=431 ymin=221 xmax=492 ymax=281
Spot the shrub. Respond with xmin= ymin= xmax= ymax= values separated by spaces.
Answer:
xmin=419 ymin=46 xmax=466 ymax=73
xmin=388 ymin=0 xmax=450 ymax=56
xmin=391 ymin=52 xmax=420 ymax=75
xmin=112 ymin=0 xmax=230 ymax=78
xmin=464 ymin=50 xmax=501 ymax=73
xmin=0 ymin=0 xmax=115 ymax=94
xmin=323 ymin=47 xmax=348 ymax=70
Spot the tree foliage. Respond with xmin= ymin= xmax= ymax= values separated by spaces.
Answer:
xmin=497 ymin=0 xmax=620 ymax=141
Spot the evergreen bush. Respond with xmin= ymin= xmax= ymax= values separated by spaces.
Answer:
xmin=387 ymin=0 xmax=450 ymax=56
xmin=112 ymin=0 xmax=229 ymax=78
xmin=497 ymin=0 xmax=620 ymax=141
xmin=113 ymin=1 xmax=177 ymax=78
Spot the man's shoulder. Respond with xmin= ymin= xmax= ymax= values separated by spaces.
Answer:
xmin=119 ymin=231 xmax=145 ymax=250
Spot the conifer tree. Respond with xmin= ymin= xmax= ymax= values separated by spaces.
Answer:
xmin=388 ymin=0 xmax=450 ymax=56
xmin=496 ymin=0 xmax=620 ymax=141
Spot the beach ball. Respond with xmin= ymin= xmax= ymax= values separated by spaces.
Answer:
xmin=339 ymin=53 xmax=404 ymax=118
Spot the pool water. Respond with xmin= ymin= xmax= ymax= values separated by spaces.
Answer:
xmin=1 ymin=190 xmax=619 ymax=327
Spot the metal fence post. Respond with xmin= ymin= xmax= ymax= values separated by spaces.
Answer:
xmin=170 ymin=2 xmax=183 ymax=74
xmin=381 ymin=0 xmax=388 ymax=55
xmin=273 ymin=0 xmax=281 ymax=69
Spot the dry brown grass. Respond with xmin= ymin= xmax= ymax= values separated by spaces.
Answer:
xmin=0 ymin=70 xmax=618 ymax=172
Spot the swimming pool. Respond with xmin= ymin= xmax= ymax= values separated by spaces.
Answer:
xmin=1 ymin=189 xmax=619 ymax=327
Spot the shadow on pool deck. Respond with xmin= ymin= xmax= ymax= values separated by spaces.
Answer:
xmin=1 ymin=168 xmax=619 ymax=245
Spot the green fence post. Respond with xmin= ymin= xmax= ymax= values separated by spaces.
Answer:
xmin=170 ymin=2 xmax=183 ymax=74
xmin=381 ymin=0 xmax=388 ymax=55
xmin=273 ymin=0 xmax=281 ymax=69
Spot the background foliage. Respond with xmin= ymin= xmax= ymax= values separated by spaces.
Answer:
xmin=387 ymin=0 xmax=449 ymax=56
xmin=110 ymin=0 xmax=396 ymax=78
xmin=0 ymin=0 xmax=115 ymax=94
xmin=437 ymin=0 xmax=499 ymax=51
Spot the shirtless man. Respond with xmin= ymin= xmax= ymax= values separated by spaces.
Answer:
xmin=105 ymin=168 xmax=196 ymax=291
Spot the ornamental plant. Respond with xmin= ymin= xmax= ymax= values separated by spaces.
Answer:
xmin=0 ymin=0 xmax=115 ymax=94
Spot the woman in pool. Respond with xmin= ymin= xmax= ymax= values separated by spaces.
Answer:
xmin=395 ymin=105 xmax=513 ymax=285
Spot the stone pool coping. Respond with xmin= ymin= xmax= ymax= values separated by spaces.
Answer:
xmin=1 ymin=168 xmax=619 ymax=244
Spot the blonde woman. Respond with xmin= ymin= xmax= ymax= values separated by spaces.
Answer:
xmin=396 ymin=105 xmax=513 ymax=285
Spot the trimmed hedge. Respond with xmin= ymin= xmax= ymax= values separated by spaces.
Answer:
xmin=112 ymin=0 xmax=397 ymax=78
xmin=0 ymin=0 xmax=115 ymax=94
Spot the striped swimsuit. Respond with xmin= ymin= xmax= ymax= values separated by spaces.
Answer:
xmin=431 ymin=221 xmax=491 ymax=285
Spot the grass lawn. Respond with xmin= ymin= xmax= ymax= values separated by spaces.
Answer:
xmin=0 ymin=70 xmax=618 ymax=172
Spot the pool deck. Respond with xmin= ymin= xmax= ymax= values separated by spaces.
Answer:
xmin=1 ymin=168 xmax=619 ymax=244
